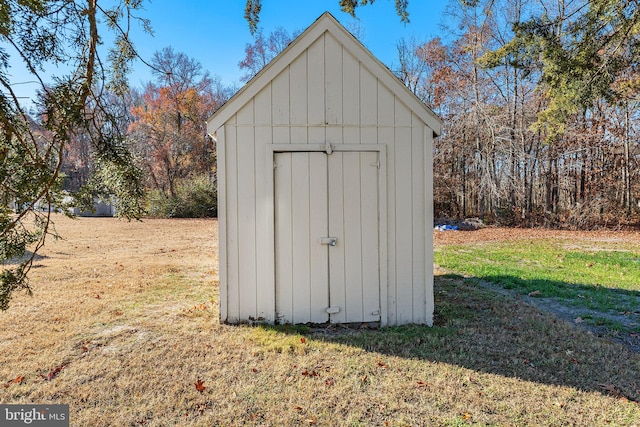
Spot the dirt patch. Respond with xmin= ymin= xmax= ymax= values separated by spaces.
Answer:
xmin=434 ymin=226 xmax=640 ymax=247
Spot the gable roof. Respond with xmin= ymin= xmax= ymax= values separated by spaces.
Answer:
xmin=207 ymin=12 xmax=442 ymax=137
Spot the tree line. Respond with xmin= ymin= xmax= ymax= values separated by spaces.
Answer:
xmin=114 ymin=0 xmax=640 ymax=229
xmin=396 ymin=0 xmax=639 ymax=228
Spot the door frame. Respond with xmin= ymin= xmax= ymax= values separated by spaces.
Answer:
xmin=265 ymin=143 xmax=388 ymax=325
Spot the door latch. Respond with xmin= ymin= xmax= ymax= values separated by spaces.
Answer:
xmin=320 ymin=237 xmax=337 ymax=246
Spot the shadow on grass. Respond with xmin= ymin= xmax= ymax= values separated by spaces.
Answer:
xmin=2 ymin=250 xmax=46 ymax=266
xmin=475 ymin=273 xmax=640 ymax=318
xmin=260 ymin=274 xmax=640 ymax=403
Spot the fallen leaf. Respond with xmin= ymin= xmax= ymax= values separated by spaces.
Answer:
xmin=416 ymin=381 xmax=428 ymax=388
xmin=597 ymin=384 xmax=639 ymax=404
xmin=301 ymin=369 xmax=318 ymax=377
xmin=528 ymin=290 xmax=541 ymax=296
xmin=294 ymin=406 xmax=303 ymax=412
xmin=325 ymin=378 xmax=335 ymax=386
xmin=194 ymin=379 xmax=206 ymax=393
xmin=463 ymin=412 xmax=472 ymax=420
xmin=252 ymin=368 xmax=259 ymax=373
xmin=377 ymin=361 xmax=389 ymax=369
xmin=41 ymin=365 xmax=65 ymax=381
xmin=300 ymin=337 xmax=307 ymax=344
xmin=195 ymin=402 xmax=209 ymax=415
xmin=599 ymin=384 xmax=622 ymax=398
xmin=3 ymin=375 xmax=25 ymax=388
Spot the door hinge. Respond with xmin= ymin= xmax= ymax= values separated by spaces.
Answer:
xmin=371 ymin=160 xmax=380 ymax=169
xmin=326 ymin=306 xmax=341 ymax=314
xmin=371 ymin=309 xmax=381 ymax=316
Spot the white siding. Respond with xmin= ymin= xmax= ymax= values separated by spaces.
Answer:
xmin=212 ymin=14 xmax=438 ymax=326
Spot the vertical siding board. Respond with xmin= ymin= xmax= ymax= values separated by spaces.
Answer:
xmin=360 ymin=152 xmax=381 ymax=321
xmin=411 ymin=120 xmax=426 ymax=324
xmin=425 ymin=129 xmax=435 ymax=326
xmin=290 ymin=52 xmax=308 ymax=143
xmin=308 ymin=35 xmax=326 ymax=145
xmin=236 ymin=102 xmax=257 ymax=319
xmin=377 ymin=146 xmax=388 ymax=326
xmin=274 ymin=153 xmax=294 ymax=322
xmin=255 ymin=135 xmax=273 ymax=319
xmin=343 ymin=50 xmax=360 ymax=126
xmin=254 ymin=86 xmax=273 ymax=319
xmin=328 ymin=153 xmax=346 ymax=323
xmin=254 ymin=84 xmax=272 ymax=126
xmin=307 ymin=35 xmax=325 ymax=124
xmin=272 ymin=69 xmax=291 ymax=144
xmin=342 ymin=50 xmax=360 ymax=144
xmin=377 ymin=84 xmax=395 ymax=127
xmin=394 ymin=99 xmax=411 ymax=127
xmin=394 ymin=125 xmax=413 ymax=324
xmin=393 ymin=99 xmax=415 ymax=324
xmin=216 ymin=126 xmax=228 ymax=322
xmin=342 ymin=152 xmax=364 ymax=322
xmin=377 ymin=82 xmax=395 ymax=324
xmin=360 ymin=67 xmax=377 ymax=127
xmin=381 ymin=125 xmax=395 ymax=326
xmin=225 ymin=122 xmax=240 ymax=322
xmin=325 ymin=33 xmax=343 ymax=126
xmin=309 ymin=153 xmax=330 ymax=323
xmin=272 ymin=69 xmax=290 ymax=120
xmin=291 ymin=153 xmax=312 ymax=322
xmin=360 ymin=66 xmax=377 ymax=144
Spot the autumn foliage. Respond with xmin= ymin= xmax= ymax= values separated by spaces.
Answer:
xmin=127 ymin=47 xmax=232 ymax=216
xmin=397 ymin=0 xmax=640 ymax=229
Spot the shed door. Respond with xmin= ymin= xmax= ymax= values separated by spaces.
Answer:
xmin=274 ymin=151 xmax=380 ymax=324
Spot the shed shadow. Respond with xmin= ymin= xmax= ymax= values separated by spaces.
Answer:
xmin=260 ymin=274 xmax=640 ymax=403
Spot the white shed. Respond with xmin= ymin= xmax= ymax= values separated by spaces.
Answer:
xmin=207 ymin=12 xmax=442 ymax=326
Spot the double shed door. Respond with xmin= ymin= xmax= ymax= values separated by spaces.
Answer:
xmin=274 ymin=151 xmax=381 ymax=324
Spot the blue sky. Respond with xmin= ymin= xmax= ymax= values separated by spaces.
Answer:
xmin=126 ymin=0 xmax=450 ymax=89
xmin=7 ymin=1 xmax=451 ymax=103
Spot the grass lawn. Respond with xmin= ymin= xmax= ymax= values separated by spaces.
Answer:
xmin=435 ymin=237 xmax=640 ymax=338
xmin=0 ymin=217 xmax=639 ymax=426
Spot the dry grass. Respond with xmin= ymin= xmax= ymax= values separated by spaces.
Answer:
xmin=1 ymin=217 xmax=639 ymax=426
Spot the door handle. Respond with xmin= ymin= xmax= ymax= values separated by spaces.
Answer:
xmin=320 ymin=237 xmax=337 ymax=246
